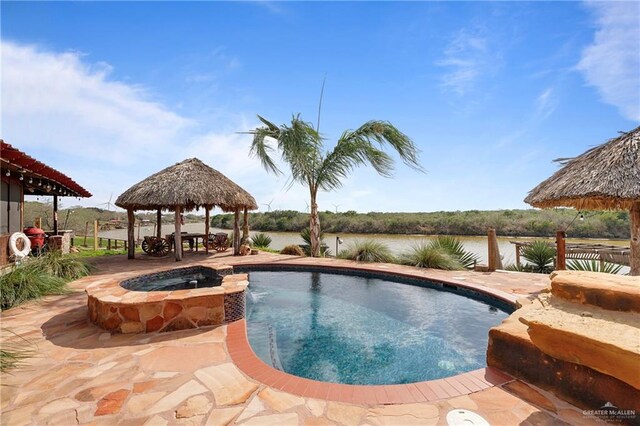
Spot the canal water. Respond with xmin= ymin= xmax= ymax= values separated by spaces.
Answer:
xmin=99 ymin=223 xmax=628 ymax=267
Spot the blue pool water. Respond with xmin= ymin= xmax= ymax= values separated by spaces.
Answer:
xmin=245 ymin=270 xmax=509 ymax=385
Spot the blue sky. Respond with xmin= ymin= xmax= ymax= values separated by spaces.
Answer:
xmin=2 ymin=1 xmax=639 ymax=213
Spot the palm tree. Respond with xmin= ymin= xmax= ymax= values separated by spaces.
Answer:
xmin=248 ymin=114 xmax=423 ymax=257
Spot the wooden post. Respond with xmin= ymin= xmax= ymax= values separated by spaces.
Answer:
xmin=53 ymin=195 xmax=59 ymax=234
xmin=127 ymin=209 xmax=135 ymax=259
xmin=630 ymin=202 xmax=640 ymax=276
xmin=556 ymin=230 xmax=566 ymax=270
xmin=487 ymin=228 xmax=503 ymax=271
xmin=233 ymin=209 xmax=240 ymax=255
xmin=242 ymin=207 xmax=249 ymax=244
xmin=156 ymin=209 xmax=162 ymax=238
xmin=83 ymin=221 xmax=89 ymax=247
xmin=93 ymin=220 xmax=99 ymax=251
xmin=205 ymin=207 xmax=210 ymax=255
xmin=174 ymin=207 xmax=182 ymax=261
xmin=515 ymin=244 xmax=521 ymax=268
xmin=107 ymin=239 xmax=111 ymax=250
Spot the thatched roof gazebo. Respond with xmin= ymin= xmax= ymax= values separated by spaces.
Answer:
xmin=525 ymin=126 xmax=640 ymax=275
xmin=115 ymin=158 xmax=257 ymax=261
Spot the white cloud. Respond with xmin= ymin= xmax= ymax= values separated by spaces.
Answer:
xmin=436 ymin=29 xmax=496 ymax=96
xmin=577 ymin=1 xmax=640 ymax=121
xmin=0 ymin=41 xmax=260 ymax=207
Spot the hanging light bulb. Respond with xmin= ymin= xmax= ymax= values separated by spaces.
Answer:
xmin=19 ymin=174 xmax=24 ymax=181
xmin=38 ymin=180 xmax=42 ymax=186
xmin=28 ymin=177 xmax=33 ymax=184
xmin=5 ymin=170 xmax=10 ymax=177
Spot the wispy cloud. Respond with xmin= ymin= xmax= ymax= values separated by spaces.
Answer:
xmin=436 ymin=28 xmax=497 ymax=96
xmin=535 ymin=87 xmax=557 ymax=120
xmin=577 ymin=1 xmax=640 ymax=121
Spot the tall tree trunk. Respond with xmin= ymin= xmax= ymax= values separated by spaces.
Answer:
xmin=309 ymin=190 xmax=321 ymax=257
xmin=630 ymin=201 xmax=640 ymax=276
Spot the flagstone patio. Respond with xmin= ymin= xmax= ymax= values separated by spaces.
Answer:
xmin=1 ymin=252 xmax=596 ymax=425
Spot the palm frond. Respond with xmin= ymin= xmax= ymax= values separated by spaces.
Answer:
xmin=431 ymin=236 xmax=480 ymax=269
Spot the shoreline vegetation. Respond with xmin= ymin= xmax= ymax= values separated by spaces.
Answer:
xmin=24 ymin=201 xmax=630 ymax=240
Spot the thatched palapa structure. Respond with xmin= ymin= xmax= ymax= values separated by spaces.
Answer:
xmin=115 ymin=158 xmax=257 ymax=261
xmin=525 ymin=126 xmax=640 ymax=275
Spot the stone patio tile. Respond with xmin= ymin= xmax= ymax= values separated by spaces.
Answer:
xmin=2 ymin=405 xmax=35 ymax=425
xmin=38 ymin=397 xmax=80 ymax=415
xmin=194 ymin=363 xmax=258 ymax=406
xmin=306 ymin=399 xmax=327 ymax=417
xmin=204 ymin=406 xmax=244 ymax=426
xmin=240 ymin=413 xmax=299 ymax=426
xmin=139 ymin=344 xmax=226 ymax=372
xmin=125 ymin=391 xmax=166 ymax=415
xmin=304 ymin=417 xmax=338 ymax=426
xmin=78 ymin=361 xmax=118 ymax=378
xmin=147 ymin=379 xmax=208 ymax=415
xmin=95 ymin=388 xmax=131 ymax=416
xmin=368 ymin=403 xmax=439 ymax=419
xmin=175 ymin=394 xmax=213 ymax=419
xmin=236 ymin=395 xmax=267 ymax=423
xmin=143 ymin=414 xmax=169 ymax=426
xmin=326 ymin=402 xmax=366 ymax=426
xmin=74 ymin=381 xmax=130 ymax=402
xmin=258 ymin=387 xmax=305 ymax=412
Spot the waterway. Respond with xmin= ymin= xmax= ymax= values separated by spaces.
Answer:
xmin=99 ymin=223 xmax=628 ymax=267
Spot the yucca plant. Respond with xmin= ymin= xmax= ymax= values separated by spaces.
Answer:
xmin=431 ymin=236 xmax=480 ymax=269
xmin=250 ymin=233 xmax=273 ymax=248
xmin=338 ymin=239 xmax=395 ymax=263
xmin=399 ymin=242 xmax=464 ymax=270
xmin=300 ymin=228 xmax=329 ymax=256
xmin=567 ymin=259 xmax=624 ymax=274
xmin=522 ymin=240 xmax=556 ymax=273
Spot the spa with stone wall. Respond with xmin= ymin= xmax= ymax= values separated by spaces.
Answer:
xmin=86 ymin=264 xmax=247 ymax=334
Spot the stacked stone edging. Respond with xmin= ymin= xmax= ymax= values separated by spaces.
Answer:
xmin=487 ymin=271 xmax=640 ymax=415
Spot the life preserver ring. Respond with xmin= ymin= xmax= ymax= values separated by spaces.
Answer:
xmin=9 ymin=232 xmax=31 ymax=258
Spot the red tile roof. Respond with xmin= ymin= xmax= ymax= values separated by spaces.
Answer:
xmin=0 ymin=140 xmax=92 ymax=197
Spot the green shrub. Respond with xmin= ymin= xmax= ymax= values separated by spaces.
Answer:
xmin=522 ymin=240 xmax=556 ymax=273
xmin=338 ymin=239 xmax=395 ymax=263
xmin=399 ymin=242 xmax=463 ymax=270
xmin=430 ymin=236 xmax=480 ymax=269
xmin=280 ymin=245 xmax=305 ymax=256
xmin=0 ymin=264 xmax=67 ymax=310
xmin=250 ymin=233 xmax=273 ymax=248
xmin=1 ymin=330 xmax=33 ymax=372
xmin=29 ymin=250 xmax=91 ymax=281
xmin=567 ymin=259 xmax=623 ymax=274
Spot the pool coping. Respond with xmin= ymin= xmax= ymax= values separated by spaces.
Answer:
xmin=226 ymin=261 xmax=516 ymax=405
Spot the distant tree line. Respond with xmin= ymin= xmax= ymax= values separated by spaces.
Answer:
xmin=210 ymin=209 xmax=630 ymax=239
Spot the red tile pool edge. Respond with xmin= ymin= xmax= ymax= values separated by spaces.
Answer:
xmin=227 ymin=319 xmax=514 ymax=405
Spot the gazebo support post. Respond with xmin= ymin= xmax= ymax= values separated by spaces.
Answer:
xmin=156 ymin=209 xmax=162 ymax=238
xmin=127 ymin=209 xmax=135 ymax=259
xmin=53 ymin=195 xmax=59 ymax=234
xmin=174 ymin=207 xmax=183 ymax=261
xmin=556 ymin=230 xmax=566 ymax=270
xmin=242 ymin=207 xmax=249 ymax=244
xmin=205 ymin=207 xmax=210 ymax=255
xmin=631 ymin=201 xmax=640 ymax=276
xmin=233 ymin=209 xmax=240 ymax=255
xmin=487 ymin=228 xmax=502 ymax=271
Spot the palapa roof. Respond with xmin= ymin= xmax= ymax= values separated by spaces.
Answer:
xmin=525 ymin=126 xmax=640 ymax=210
xmin=115 ymin=158 xmax=257 ymax=212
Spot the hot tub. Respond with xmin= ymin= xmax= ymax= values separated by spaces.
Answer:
xmin=86 ymin=264 xmax=247 ymax=333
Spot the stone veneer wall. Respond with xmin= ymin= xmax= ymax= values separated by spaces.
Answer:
xmin=88 ymin=291 xmax=245 ymax=333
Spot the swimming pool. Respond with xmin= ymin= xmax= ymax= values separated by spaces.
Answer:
xmin=244 ymin=269 xmax=509 ymax=385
